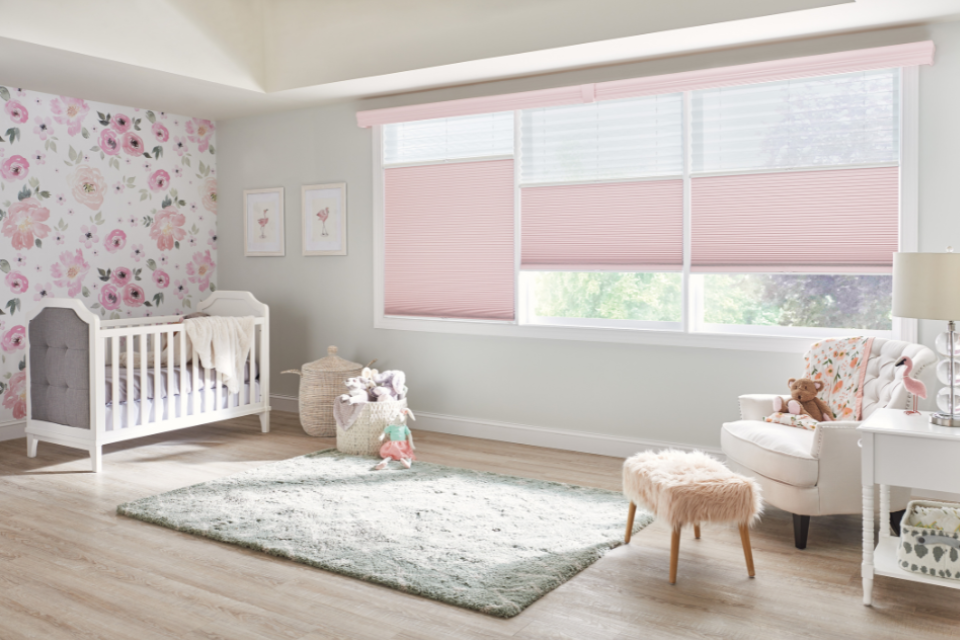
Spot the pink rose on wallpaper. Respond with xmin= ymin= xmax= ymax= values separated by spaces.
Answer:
xmin=131 ymin=243 xmax=145 ymax=262
xmin=99 ymin=128 xmax=121 ymax=156
xmin=50 ymin=96 xmax=89 ymax=136
xmin=5 ymin=100 xmax=28 ymax=123
xmin=2 ymin=370 xmax=26 ymax=420
xmin=122 ymin=283 xmax=145 ymax=307
xmin=33 ymin=117 xmax=53 ymax=140
xmin=173 ymin=136 xmax=187 ymax=156
xmin=208 ymin=229 xmax=217 ymax=248
xmin=186 ymin=118 xmax=214 ymax=152
xmin=122 ymin=132 xmax=144 ymax=156
xmin=1 ymin=325 xmax=26 ymax=352
xmin=5 ymin=271 xmax=28 ymax=294
xmin=104 ymin=228 xmax=126 ymax=253
xmin=2 ymin=197 xmax=51 ymax=250
xmin=201 ymin=177 xmax=217 ymax=213
xmin=149 ymin=207 xmax=186 ymax=251
xmin=152 ymin=122 xmax=169 ymax=142
xmin=50 ymin=249 xmax=90 ymax=297
xmin=99 ymin=283 xmax=121 ymax=310
xmin=186 ymin=250 xmax=215 ymax=292
xmin=153 ymin=269 xmax=170 ymax=289
xmin=1 ymin=155 xmax=30 ymax=180
xmin=33 ymin=282 xmax=53 ymax=301
xmin=111 ymin=267 xmax=132 ymax=286
xmin=112 ymin=113 xmax=131 ymax=133
xmin=70 ymin=165 xmax=107 ymax=210
xmin=173 ymin=279 xmax=188 ymax=299
xmin=79 ymin=224 xmax=99 ymax=249
xmin=148 ymin=169 xmax=170 ymax=192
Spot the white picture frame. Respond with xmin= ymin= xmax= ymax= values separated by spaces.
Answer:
xmin=301 ymin=182 xmax=347 ymax=256
xmin=244 ymin=187 xmax=285 ymax=256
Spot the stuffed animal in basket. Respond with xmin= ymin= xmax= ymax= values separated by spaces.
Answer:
xmin=772 ymin=378 xmax=834 ymax=422
xmin=375 ymin=408 xmax=417 ymax=470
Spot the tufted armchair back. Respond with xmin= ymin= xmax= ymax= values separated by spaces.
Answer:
xmin=854 ymin=338 xmax=935 ymax=418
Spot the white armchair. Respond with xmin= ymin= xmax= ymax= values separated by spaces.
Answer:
xmin=721 ymin=338 xmax=936 ymax=549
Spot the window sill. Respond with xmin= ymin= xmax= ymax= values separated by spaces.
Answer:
xmin=374 ymin=315 xmax=890 ymax=353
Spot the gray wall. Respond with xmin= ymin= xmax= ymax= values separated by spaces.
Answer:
xmin=218 ymin=22 xmax=957 ymax=448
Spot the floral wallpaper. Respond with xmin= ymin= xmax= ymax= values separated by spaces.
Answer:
xmin=0 ymin=85 xmax=218 ymax=425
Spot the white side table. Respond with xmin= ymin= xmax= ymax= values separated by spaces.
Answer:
xmin=858 ymin=408 xmax=960 ymax=605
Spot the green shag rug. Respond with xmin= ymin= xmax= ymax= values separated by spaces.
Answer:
xmin=117 ymin=450 xmax=652 ymax=618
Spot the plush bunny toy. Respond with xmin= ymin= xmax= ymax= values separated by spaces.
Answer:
xmin=375 ymin=408 xmax=417 ymax=470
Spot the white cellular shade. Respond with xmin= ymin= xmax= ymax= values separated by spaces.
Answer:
xmin=383 ymin=111 xmax=513 ymax=165
xmin=692 ymin=68 xmax=899 ymax=173
xmin=520 ymin=94 xmax=683 ymax=184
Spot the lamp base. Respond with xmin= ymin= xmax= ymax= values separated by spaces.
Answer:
xmin=930 ymin=413 xmax=960 ymax=427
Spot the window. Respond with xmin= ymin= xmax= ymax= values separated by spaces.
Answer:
xmin=366 ymin=43 xmax=929 ymax=349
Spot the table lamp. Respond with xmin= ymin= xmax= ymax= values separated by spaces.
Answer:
xmin=893 ymin=249 xmax=960 ymax=426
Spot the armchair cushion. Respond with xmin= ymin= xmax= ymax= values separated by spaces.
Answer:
xmin=721 ymin=420 xmax=818 ymax=488
xmin=738 ymin=394 xmax=780 ymax=421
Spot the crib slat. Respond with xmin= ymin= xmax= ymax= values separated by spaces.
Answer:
xmin=207 ymin=360 xmax=214 ymax=413
xmin=111 ymin=335 xmax=119 ymax=431
xmin=154 ymin=330 xmax=162 ymax=424
xmin=193 ymin=348 xmax=200 ymax=415
xmin=251 ymin=327 xmax=258 ymax=405
xmin=179 ymin=329 xmax=187 ymax=417
xmin=166 ymin=329 xmax=174 ymax=421
xmin=214 ymin=356 xmax=221 ymax=412
xmin=126 ymin=335 xmax=134 ymax=429
xmin=140 ymin=334 xmax=148 ymax=427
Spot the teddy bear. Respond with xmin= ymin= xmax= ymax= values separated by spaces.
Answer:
xmin=772 ymin=378 xmax=835 ymax=422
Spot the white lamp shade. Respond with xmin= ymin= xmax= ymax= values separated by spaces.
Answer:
xmin=893 ymin=252 xmax=960 ymax=320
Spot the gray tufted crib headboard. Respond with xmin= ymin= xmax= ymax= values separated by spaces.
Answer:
xmin=29 ymin=307 xmax=91 ymax=429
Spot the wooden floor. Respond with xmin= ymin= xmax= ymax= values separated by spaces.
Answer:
xmin=1 ymin=412 xmax=959 ymax=640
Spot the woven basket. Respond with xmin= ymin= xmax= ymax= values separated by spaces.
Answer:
xmin=282 ymin=346 xmax=364 ymax=437
xmin=337 ymin=398 xmax=407 ymax=456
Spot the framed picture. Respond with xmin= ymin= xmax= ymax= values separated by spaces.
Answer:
xmin=301 ymin=182 xmax=347 ymax=256
xmin=244 ymin=187 xmax=285 ymax=256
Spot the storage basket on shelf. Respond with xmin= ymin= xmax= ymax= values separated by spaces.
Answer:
xmin=897 ymin=500 xmax=960 ymax=580
xmin=337 ymin=397 xmax=407 ymax=456
xmin=282 ymin=346 xmax=364 ymax=437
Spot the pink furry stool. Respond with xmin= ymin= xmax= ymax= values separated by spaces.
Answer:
xmin=622 ymin=449 xmax=763 ymax=584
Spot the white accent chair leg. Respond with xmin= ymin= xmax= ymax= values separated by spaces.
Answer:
xmin=862 ymin=484 xmax=874 ymax=606
xmin=26 ymin=435 xmax=38 ymax=458
xmin=90 ymin=446 xmax=102 ymax=473
xmin=259 ymin=411 xmax=270 ymax=433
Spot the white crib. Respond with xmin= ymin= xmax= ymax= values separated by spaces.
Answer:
xmin=24 ymin=291 xmax=270 ymax=472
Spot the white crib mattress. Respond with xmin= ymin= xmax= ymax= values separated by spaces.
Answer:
xmin=105 ymin=380 xmax=261 ymax=430
xmin=104 ymin=362 xmax=257 ymax=404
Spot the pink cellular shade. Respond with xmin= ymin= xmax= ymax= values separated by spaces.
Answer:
xmin=384 ymin=160 xmax=515 ymax=320
xmin=357 ymin=41 xmax=933 ymax=128
xmin=521 ymin=180 xmax=683 ymax=270
xmin=690 ymin=167 xmax=899 ymax=273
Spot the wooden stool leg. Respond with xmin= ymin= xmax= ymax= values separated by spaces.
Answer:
xmin=739 ymin=523 xmax=756 ymax=578
xmin=694 ymin=523 xmax=701 ymax=539
xmin=625 ymin=502 xmax=637 ymax=543
xmin=669 ymin=526 xmax=681 ymax=584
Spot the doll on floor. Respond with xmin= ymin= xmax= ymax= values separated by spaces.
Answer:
xmin=375 ymin=408 xmax=417 ymax=470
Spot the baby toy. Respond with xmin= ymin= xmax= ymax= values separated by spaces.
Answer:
xmin=772 ymin=378 xmax=834 ymax=422
xmin=342 ymin=367 xmax=408 ymax=405
xmin=375 ymin=408 xmax=417 ymax=470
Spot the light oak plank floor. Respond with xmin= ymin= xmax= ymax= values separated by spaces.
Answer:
xmin=1 ymin=412 xmax=958 ymax=639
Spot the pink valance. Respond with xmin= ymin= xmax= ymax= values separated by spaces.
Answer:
xmin=357 ymin=41 xmax=934 ymax=128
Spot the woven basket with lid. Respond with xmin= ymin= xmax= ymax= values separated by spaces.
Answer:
xmin=282 ymin=346 xmax=363 ymax=437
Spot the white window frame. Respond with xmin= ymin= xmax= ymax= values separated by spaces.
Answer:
xmin=372 ymin=67 xmax=919 ymax=354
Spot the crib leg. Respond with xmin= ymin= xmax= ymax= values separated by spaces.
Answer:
xmin=259 ymin=411 xmax=270 ymax=434
xmin=90 ymin=446 xmax=102 ymax=473
xmin=26 ymin=435 xmax=38 ymax=458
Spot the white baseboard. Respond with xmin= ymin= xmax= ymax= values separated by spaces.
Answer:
xmin=270 ymin=394 xmax=299 ymax=413
xmin=0 ymin=420 xmax=25 ymax=442
xmin=269 ymin=395 xmax=720 ymax=459
xmin=408 ymin=411 xmax=722 ymax=459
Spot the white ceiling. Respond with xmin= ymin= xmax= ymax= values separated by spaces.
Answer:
xmin=0 ymin=0 xmax=959 ymax=120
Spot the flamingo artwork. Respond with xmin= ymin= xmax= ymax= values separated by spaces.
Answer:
xmin=316 ymin=206 xmax=330 ymax=237
xmin=896 ymin=356 xmax=927 ymax=414
xmin=257 ymin=206 xmax=270 ymax=239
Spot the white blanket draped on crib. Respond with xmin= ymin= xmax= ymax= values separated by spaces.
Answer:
xmin=184 ymin=316 xmax=256 ymax=395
